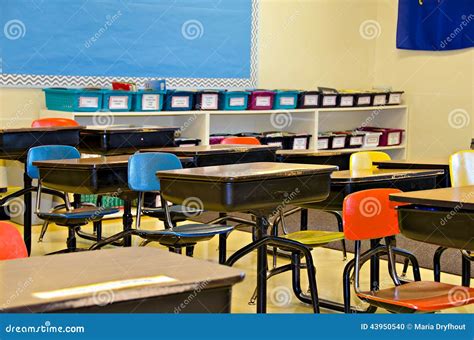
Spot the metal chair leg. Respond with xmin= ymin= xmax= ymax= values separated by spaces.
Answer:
xmin=66 ymin=227 xmax=77 ymax=252
xmin=461 ymin=250 xmax=471 ymax=287
xmin=38 ymin=221 xmax=49 ymax=242
xmin=433 ymin=246 xmax=447 ymax=282
xmin=186 ymin=246 xmax=195 ymax=257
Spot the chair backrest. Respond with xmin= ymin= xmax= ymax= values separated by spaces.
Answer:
xmin=343 ymin=188 xmax=402 ymax=241
xmin=349 ymin=151 xmax=391 ymax=171
xmin=450 ymin=150 xmax=474 ymax=187
xmin=220 ymin=137 xmax=261 ymax=145
xmin=0 ymin=222 xmax=27 ymax=260
xmin=31 ymin=118 xmax=79 ymax=128
xmin=128 ymin=152 xmax=182 ymax=192
xmin=27 ymin=145 xmax=80 ymax=179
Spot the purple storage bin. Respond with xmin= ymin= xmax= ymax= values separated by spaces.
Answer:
xmin=248 ymin=90 xmax=275 ymax=110
xmin=209 ymin=134 xmax=234 ymax=145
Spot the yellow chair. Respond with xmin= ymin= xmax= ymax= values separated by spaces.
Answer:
xmin=449 ymin=150 xmax=474 ymax=187
xmin=349 ymin=151 xmax=391 ymax=171
xmin=434 ymin=150 xmax=474 ymax=286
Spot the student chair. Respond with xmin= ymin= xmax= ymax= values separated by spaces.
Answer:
xmin=0 ymin=222 xmax=28 ymax=260
xmin=91 ymin=152 xmax=233 ymax=261
xmin=433 ymin=150 xmax=474 ymax=286
xmin=220 ymin=137 xmax=261 ymax=145
xmin=31 ymin=118 xmax=80 ymax=128
xmin=349 ymin=151 xmax=391 ymax=171
xmin=27 ymin=146 xmax=119 ymax=253
xmin=343 ymin=188 xmax=474 ymax=313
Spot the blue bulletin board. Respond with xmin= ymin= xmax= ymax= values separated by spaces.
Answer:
xmin=0 ymin=0 xmax=258 ymax=88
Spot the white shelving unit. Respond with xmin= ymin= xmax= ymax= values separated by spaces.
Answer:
xmin=41 ymin=105 xmax=408 ymax=159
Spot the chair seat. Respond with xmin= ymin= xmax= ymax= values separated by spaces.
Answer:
xmin=357 ymin=281 xmax=474 ymax=313
xmin=142 ymin=205 xmax=203 ymax=222
xmin=134 ymin=223 xmax=233 ymax=246
xmin=282 ymin=230 xmax=345 ymax=247
xmin=37 ymin=207 xmax=119 ymax=226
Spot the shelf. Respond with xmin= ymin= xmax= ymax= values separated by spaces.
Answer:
xmin=317 ymin=144 xmax=407 ymax=154
xmin=317 ymin=105 xmax=406 ymax=112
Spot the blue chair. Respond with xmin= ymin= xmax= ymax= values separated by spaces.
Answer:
xmin=91 ymin=152 xmax=233 ymax=260
xmin=27 ymin=146 xmax=119 ymax=253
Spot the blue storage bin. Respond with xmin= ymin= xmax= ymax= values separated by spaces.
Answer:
xmin=218 ymin=90 xmax=250 ymax=110
xmin=273 ymin=90 xmax=300 ymax=109
xmin=133 ymin=90 xmax=165 ymax=111
xmin=43 ymin=88 xmax=103 ymax=112
xmin=102 ymin=90 xmax=133 ymax=112
xmin=164 ymin=90 xmax=194 ymax=111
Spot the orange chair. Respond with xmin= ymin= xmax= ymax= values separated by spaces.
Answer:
xmin=343 ymin=188 xmax=474 ymax=313
xmin=220 ymin=137 xmax=261 ymax=145
xmin=0 ymin=222 xmax=28 ymax=260
xmin=31 ymin=118 xmax=79 ymax=128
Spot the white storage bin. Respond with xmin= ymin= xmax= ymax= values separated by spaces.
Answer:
xmin=358 ymin=131 xmax=383 ymax=148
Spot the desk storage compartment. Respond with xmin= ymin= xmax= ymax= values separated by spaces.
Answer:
xmin=133 ymin=90 xmax=164 ymax=111
xmin=174 ymin=138 xmax=201 ymax=147
xmin=387 ymin=91 xmax=404 ymax=105
xmin=360 ymin=127 xmax=404 ymax=146
xmin=164 ymin=90 xmax=194 ymax=111
xmin=371 ymin=92 xmax=388 ymax=106
xmin=337 ymin=93 xmax=355 ymax=107
xmin=334 ymin=131 xmax=364 ymax=148
xmin=357 ymin=130 xmax=382 ymax=148
xmin=397 ymin=205 xmax=474 ymax=251
xmin=195 ymin=90 xmax=220 ymax=110
xmin=273 ymin=90 xmax=299 ymax=110
xmin=317 ymin=134 xmax=331 ymax=150
xmin=298 ymin=91 xmax=320 ymax=108
xmin=103 ymin=90 xmax=134 ymax=112
xmin=318 ymin=87 xmax=338 ymax=108
xmin=354 ymin=92 xmax=373 ymax=107
xmin=43 ymin=88 xmax=103 ymax=112
xmin=209 ymin=134 xmax=234 ymax=145
xmin=248 ymin=90 xmax=275 ymax=110
xmin=218 ymin=91 xmax=249 ymax=110
xmin=329 ymin=133 xmax=347 ymax=149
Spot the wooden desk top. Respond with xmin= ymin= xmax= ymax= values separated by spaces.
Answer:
xmin=374 ymin=158 xmax=449 ymax=169
xmin=157 ymin=162 xmax=338 ymax=182
xmin=83 ymin=125 xmax=178 ymax=133
xmin=390 ymin=185 xmax=474 ymax=211
xmin=331 ymin=168 xmax=445 ymax=183
xmin=277 ymin=149 xmax=354 ymax=157
xmin=0 ymin=126 xmax=83 ymax=134
xmin=33 ymin=155 xmax=194 ymax=170
xmin=0 ymin=248 xmax=244 ymax=313
xmin=146 ymin=144 xmax=280 ymax=156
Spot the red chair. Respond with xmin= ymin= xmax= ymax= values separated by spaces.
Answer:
xmin=343 ymin=188 xmax=474 ymax=313
xmin=0 ymin=222 xmax=28 ymax=260
xmin=220 ymin=137 xmax=261 ymax=145
xmin=31 ymin=118 xmax=79 ymax=128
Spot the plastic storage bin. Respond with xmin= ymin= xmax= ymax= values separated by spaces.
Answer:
xmin=335 ymin=131 xmax=364 ymax=148
xmin=290 ymin=133 xmax=312 ymax=150
xmin=318 ymin=88 xmax=338 ymax=108
xmin=195 ymin=90 xmax=220 ymax=110
xmin=209 ymin=134 xmax=234 ymax=145
xmin=387 ymin=91 xmax=404 ymax=105
xmin=103 ymin=90 xmax=133 ymax=112
xmin=273 ymin=90 xmax=299 ymax=110
xmin=337 ymin=93 xmax=355 ymax=107
xmin=218 ymin=90 xmax=250 ymax=110
xmin=356 ymin=130 xmax=383 ymax=148
xmin=317 ymin=133 xmax=331 ymax=150
xmin=248 ymin=90 xmax=275 ymax=110
xmin=43 ymin=88 xmax=103 ymax=112
xmin=298 ymin=91 xmax=320 ymax=108
xmin=371 ymin=92 xmax=388 ymax=106
xmin=354 ymin=92 xmax=373 ymax=107
xmin=133 ymin=90 xmax=164 ymax=111
xmin=329 ymin=133 xmax=347 ymax=149
xmin=175 ymin=138 xmax=201 ymax=147
xmin=164 ymin=90 xmax=194 ymax=111
xmin=144 ymin=79 xmax=166 ymax=91
xmin=360 ymin=127 xmax=404 ymax=146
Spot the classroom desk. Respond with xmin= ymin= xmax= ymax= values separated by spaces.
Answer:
xmin=0 ymin=247 xmax=244 ymax=313
xmin=0 ymin=126 xmax=83 ymax=255
xmin=277 ymin=149 xmax=355 ymax=170
xmin=145 ymin=144 xmax=279 ymax=167
xmin=390 ymin=186 xmax=474 ymax=286
xmin=79 ymin=125 xmax=178 ymax=155
xmin=157 ymin=162 xmax=338 ymax=313
xmin=374 ymin=158 xmax=450 ymax=187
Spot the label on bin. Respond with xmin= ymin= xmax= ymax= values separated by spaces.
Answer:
xmin=373 ymin=95 xmax=387 ymax=106
xmin=141 ymin=94 xmax=160 ymax=111
xmin=293 ymin=137 xmax=307 ymax=150
xmin=332 ymin=136 xmax=346 ymax=148
xmin=304 ymin=95 xmax=319 ymax=106
xmin=201 ymin=94 xmax=218 ymax=110
xmin=322 ymin=95 xmax=337 ymax=106
xmin=229 ymin=97 xmax=245 ymax=107
xmin=340 ymin=96 xmax=354 ymax=107
xmin=279 ymin=96 xmax=295 ymax=106
xmin=349 ymin=136 xmax=363 ymax=146
xmin=387 ymin=132 xmax=401 ymax=145
xmin=388 ymin=93 xmax=401 ymax=104
xmin=318 ymin=139 xmax=329 ymax=149
xmin=172 ymin=96 xmax=190 ymax=108
xmin=357 ymin=96 xmax=371 ymax=106
xmin=79 ymin=96 xmax=99 ymax=108
xmin=109 ymin=96 xmax=129 ymax=110
xmin=267 ymin=141 xmax=283 ymax=148
xmin=256 ymin=96 xmax=271 ymax=107
xmin=365 ymin=135 xmax=380 ymax=146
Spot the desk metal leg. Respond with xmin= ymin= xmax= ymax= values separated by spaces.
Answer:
xmin=255 ymin=216 xmax=269 ymax=314
xmin=122 ymin=199 xmax=133 ymax=247
xmin=23 ymin=165 xmax=32 ymax=256
xmin=370 ymin=239 xmax=380 ymax=291
xmin=300 ymin=208 xmax=308 ymax=231
xmin=461 ymin=251 xmax=471 ymax=287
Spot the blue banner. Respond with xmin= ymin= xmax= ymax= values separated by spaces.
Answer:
xmin=397 ymin=0 xmax=474 ymax=51
xmin=0 ymin=314 xmax=472 ymax=339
